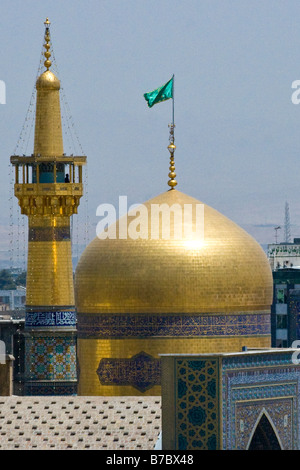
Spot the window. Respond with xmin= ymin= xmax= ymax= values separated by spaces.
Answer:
xmin=276 ymin=288 xmax=287 ymax=304
xmin=276 ymin=315 xmax=287 ymax=329
xmin=276 ymin=339 xmax=288 ymax=348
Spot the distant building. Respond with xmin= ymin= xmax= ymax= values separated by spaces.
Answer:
xmin=270 ymin=267 xmax=300 ymax=347
xmin=268 ymin=238 xmax=300 ymax=270
xmin=268 ymin=239 xmax=300 ymax=347
xmin=0 ymin=287 xmax=26 ymax=312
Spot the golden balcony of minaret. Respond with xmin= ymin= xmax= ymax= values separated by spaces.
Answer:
xmin=10 ymin=155 xmax=86 ymax=216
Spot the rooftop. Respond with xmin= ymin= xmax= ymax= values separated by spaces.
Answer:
xmin=0 ymin=396 xmax=161 ymax=450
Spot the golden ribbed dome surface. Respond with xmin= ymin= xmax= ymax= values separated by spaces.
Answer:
xmin=75 ymin=190 xmax=273 ymax=315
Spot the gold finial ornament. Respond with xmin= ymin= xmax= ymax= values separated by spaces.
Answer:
xmin=43 ymin=18 xmax=52 ymax=70
xmin=168 ymin=143 xmax=177 ymax=189
xmin=168 ymin=123 xmax=177 ymax=189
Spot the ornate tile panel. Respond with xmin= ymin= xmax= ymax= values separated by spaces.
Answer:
xmin=97 ymin=351 xmax=161 ymax=393
xmin=25 ymin=336 xmax=77 ymax=382
xmin=174 ymin=358 xmax=219 ymax=450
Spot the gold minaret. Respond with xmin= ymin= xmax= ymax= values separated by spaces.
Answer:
xmin=10 ymin=19 xmax=86 ymax=395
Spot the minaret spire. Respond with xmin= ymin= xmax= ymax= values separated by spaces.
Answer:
xmin=34 ymin=18 xmax=63 ymax=158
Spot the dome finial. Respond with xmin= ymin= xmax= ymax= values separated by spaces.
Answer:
xmin=167 ymin=123 xmax=177 ymax=189
xmin=43 ymin=18 xmax=52 ymax=70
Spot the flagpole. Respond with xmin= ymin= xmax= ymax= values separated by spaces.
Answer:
xmin=172 ymin=74 xmax=175 ymax=132
xmin=169 ymin=74 xmax=175 ymax=144
xmin=143 ymin=75 xmax=176 ymax=188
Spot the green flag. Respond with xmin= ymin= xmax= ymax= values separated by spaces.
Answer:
xmin=143 ymin=76 xmax=174 ymax=108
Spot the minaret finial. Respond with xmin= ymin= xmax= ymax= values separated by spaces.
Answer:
xmin=167 ymin=123 xmax=177 ymax=189
xmin=43 ymin=18 xmax=52 ymax=70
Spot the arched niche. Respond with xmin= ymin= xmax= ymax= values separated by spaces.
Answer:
xmin=247 ymin=409 xmax=282 ymax=450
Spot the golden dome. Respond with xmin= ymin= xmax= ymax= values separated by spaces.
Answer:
xmin=36 ymin=70 xmax=60 ymax=90
xmin=75 ymin=189 xmax=273 ymax=315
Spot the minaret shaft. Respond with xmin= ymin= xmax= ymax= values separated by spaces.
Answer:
xmin=26 ymin=215 xmax=74 ymax=307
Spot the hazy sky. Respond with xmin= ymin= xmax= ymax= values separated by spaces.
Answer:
xmin=1 ymin=0 xmax=300 ymax=259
